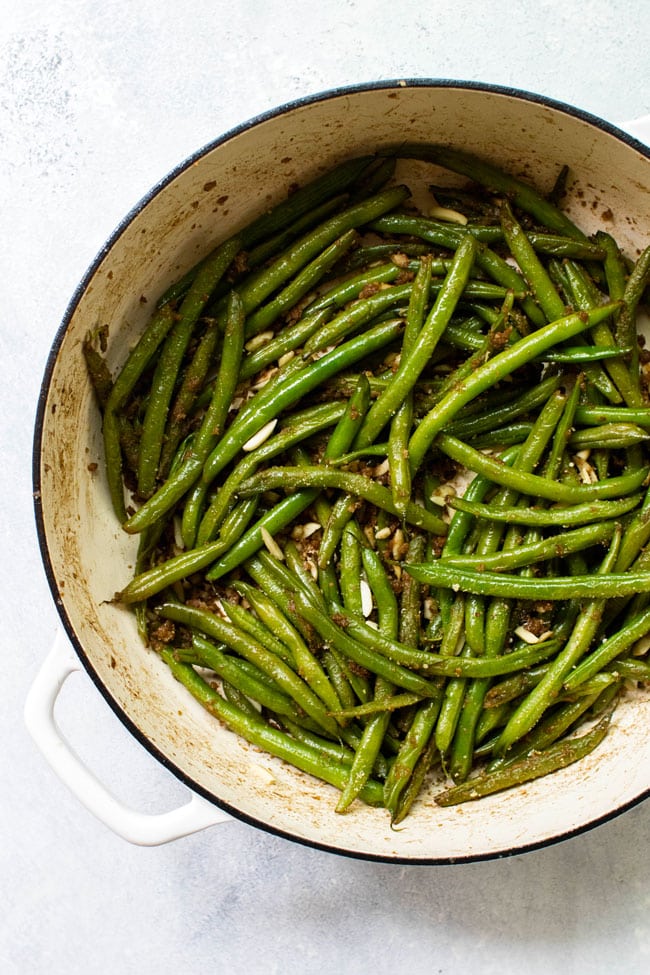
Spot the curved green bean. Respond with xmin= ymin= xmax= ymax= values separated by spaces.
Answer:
xmin=408 ymin=302 xmax=622 ymax=475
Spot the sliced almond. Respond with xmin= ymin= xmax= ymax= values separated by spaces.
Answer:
xmin=242 ymin=419 xmax=278 ymax=452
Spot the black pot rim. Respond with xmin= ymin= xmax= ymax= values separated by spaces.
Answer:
xmin=32 ymin=77 xmax=650 ymax=864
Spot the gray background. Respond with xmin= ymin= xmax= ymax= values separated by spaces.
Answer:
xmin=3 ymin=1 xmax=650 ymax=973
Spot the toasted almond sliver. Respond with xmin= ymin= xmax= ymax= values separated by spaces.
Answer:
xmin=633 ymin=635 xmax=650 ymax=657
xmin=245 ymin=330 xmax=274 ymax=352
xmin=277 ymin=351 xmax=295 ymax=367
xmin=242 ymin=419 xmax=278 ymax=452
xmin=429 ymin=205 xmax=468 ymax=225
xmin=514 ymin=626 xmax=552 ymax=645
xmin=360 ymin=579 xmax=374 ymax=618
xmin=260 ymin=526 xmax=284 ymax=561
xmin=514 ymin=626 xmax=539 ymax=644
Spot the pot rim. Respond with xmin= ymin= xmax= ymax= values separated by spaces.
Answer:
xmin=32 ymin=77 xmax=650 ymax=863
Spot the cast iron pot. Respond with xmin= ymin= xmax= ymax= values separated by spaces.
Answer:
xmin=27 ymin=80 xmax=650 ymax=862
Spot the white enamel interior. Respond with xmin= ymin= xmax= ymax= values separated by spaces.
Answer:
xmin=36 ymin=82 xmax=650 ymax=861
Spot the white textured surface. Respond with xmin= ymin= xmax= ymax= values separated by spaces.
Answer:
xmin=3 ymin=2 xmax=650 ymax=973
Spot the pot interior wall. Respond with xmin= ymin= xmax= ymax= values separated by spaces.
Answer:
xmin=37 ymin=83 xmax=650 ymax=859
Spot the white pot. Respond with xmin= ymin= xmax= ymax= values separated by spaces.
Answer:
xmin=29 ymin=81 xmax=650 ymax=861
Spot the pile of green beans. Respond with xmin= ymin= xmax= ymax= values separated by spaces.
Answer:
xmin=84 ymin=146 xmax=650 ymax=824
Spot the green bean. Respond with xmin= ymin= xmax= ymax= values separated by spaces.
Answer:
xmin=82 ymin=328 xmax=115 ymax=409
xmin=463 ymin=387 xmax=567 ymax=650
xmin=117 ymin=497 xmax=259 ymax=604
xmin=158 ymin=317 xmax=221 ymax=478
xmin=448 ymin=493 xmax=642 ymax=528
xmin=408 ymin=302 xmax=622 ymax=475
xmin=442 ymin=318 xmax=491 ymax=352
xmin=338 ymin=526 xmax=364 ymax=617
xmin=238 ymin=307 xmax=332 ymax=382
xmin=220 ymin=679 xmax=262 ymax=717
xmin=311 ymin=370 xmax=381 ymax=550
xmin=542 ymin=345 xmax=632 ymax=363
xmin=348 ymin=154 xmax=398 ymax=200
xmin=282 ymin=541 xmax=326 ymax=605
xmin=369 ymin=212 xmax=545 ymax=327
xmin=196 ymin=400 xmax=347 ymax=545
xmin=303 ymin=275 xmax=504 ymax=358
xmin=290 ymin=590 xmax=444 ymax=695
xmin=434 ymin=710 xmax=612 ymax=806
xmin=158 ymin=601 xmax=341 ymax=736
xmin=570 ymin=423 xmax=650 ymax=450
xmin=161 ymin=650 xmax=384 ymax=805
xmin=205 ymin=489 xmax=319 ymax=581
xmin=564 ymin=604 xmax=650 ymax=691
xmin=323 ymin=374 xmax=371 ymax=462
xmin=222 ymin=600 xmax=296 ymax=667
xmin=94 ymin=145 xmax=650 ymax=822
xmin=354 ymin=236 xmax=477 ymax=449
xmin=447 ymin=389 xmax=566 ymax=775
xmin=243 ymin=553 xmax=319 ymax=642
xmin=436 ymin=432 xmax=648 ymax=503
xmin=499 ymin=200 xmax=565 ymax=322
xmin=576 ymin=405 xmax=650 ymax=428
xmin=190 ymin=633 xmax=304 ymax=720
xmin=390 ymin=731 xmax=439 ymax=825
xmin=447 ymin=374 xmax=563 ymax=437
xmin=233 ymin=154 xmax=372 ymax=246
xmin=613 ymin=484 xmax=650 ymax=577
xmin=335 ymin=537 xmax=402 ymax=812
xmin=201 ymin=316 xmax=404 ymax=486
xmin=467 ymin=422 xmax=562 ymax=451
xmin=437 ymin=446 xmax=520 ymax=626
xmin=563 ymin=258 xmax=641 ymax=407
xmin=123 ymin=291 xmax=245 ymax=534
xmin=405 ymin=562 xmax=650 ymax=601
xmin=137 ymin=242 xmax=241 ymax=497
xmin=594 ymin=230 xmax=626 ymax=294
xmin=387 ymin=256 xmax=433 ymax=514
xmin=484 ymin=667 xmax=549 ymax=710
xmin=383 ymin=696 xmax=441 ymax=818
xmin=392 ymin=143 xmax=586 ymax=239
xmin=608 ymin=658 xmax=650 ymax=681
xmin=526 ymin=233 xmax=606 ymax=261
xmin=230 ymin=185 xmax=410 ymax=316
xmin=435 ymin=648 xmax=471 ymax=758
xmin=306 ymin=262 xmax=403 ymax=314
xmin=278 ymin=718 xmax=359 ymax=766
xmin=243 ymin=229 xmax=358 ymax=337
xmin=438 ymin=593 xmax=467 ymax=657
xmin=492 ymin=525 xmax=621 ymax=755
xmin=491 ymin=681 xmax=615 ymax=772
xmin=331 ymin=605 xmax=562 ymax=676
xmin=101 ymin=303 xmax=178 ymax=520
xmin=237 ymin=465 xmax=448 ymax=535
xmin=441 ymin=520 xmax=617 ymax=573
xmin=244 ymin=194 xmax=349 ymax=269
xmin=450 ymin=375 xmax=564 ymax=428
xmin=430 ymin=292 xmax=515 ymax=408
xmin=330 ymin=692 xmax=425 ymax=720
xmin=344 ymin=244 xmax=445 ymax=270
xmin=616 ymin=244 xmax=650 ymax=391
xmin=235 ymin=581 xmax=342 ymax=715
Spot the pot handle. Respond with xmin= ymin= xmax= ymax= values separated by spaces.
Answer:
xmin=24 ymin=630 xmax=233 ymax=845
